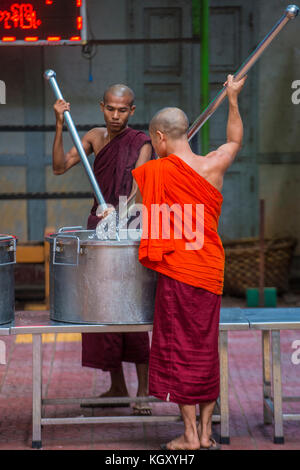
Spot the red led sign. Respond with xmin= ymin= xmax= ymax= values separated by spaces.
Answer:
xmin=0 ymin=4 xmax=42 ymax=29
xmin=0 ymin=0 xmax=86 ymax=45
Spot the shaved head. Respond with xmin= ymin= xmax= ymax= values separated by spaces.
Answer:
xmin=103 ymin=84 xmax=135 ymax=107
xmin=149 ymin=107 xmax=189 ymax=139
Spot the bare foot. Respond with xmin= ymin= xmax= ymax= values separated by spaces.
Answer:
xmin=197 ymin=425 xmax=215 ymax=448
xmin=164 ymin=433 xmax=200 ymax=451
xmin=132 ymin=402 xmax=152 ymax=416
xmin=200 ymin=437 xmax=220 ymax=450
xmin=133 ymin=390 xmax=152 ymax=415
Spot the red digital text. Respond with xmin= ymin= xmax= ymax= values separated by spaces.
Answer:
xmin=0 ymin=3 xmax=42 ymax=30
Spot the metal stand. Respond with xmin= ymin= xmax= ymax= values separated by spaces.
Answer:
xmin=32 ymin=334 xmax=42 ymax=449
xmin=219 ymin=331 xmax=230 ymax=444
xmin=29 ymin=328 xmax=228 ymax=449
xmin=7 ymin=309 xmax=251 ymax=448
xmin=262 ymin=330 xmax=273 ymax=425
xmin=261 ymin=327 xmax=300 ymax=444
xmin=261 ymin=330 xmax=284 ymax=443
xmin=251 ymin=309 xmax=300 ymax=445
xmin=271 ymin=330 xmax=284 ymax=444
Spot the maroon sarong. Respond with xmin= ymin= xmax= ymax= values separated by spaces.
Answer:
xmin=82 ymin=127 xmax=154 ymax=371
xmin=149 ymin=273 xmax=221 ymax=405
xmin=82 ymin=332 xmax=150 ymax=371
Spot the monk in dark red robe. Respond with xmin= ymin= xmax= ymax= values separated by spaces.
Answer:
xmin=132 ymin=74 xmax=247 ymax=449
xmin=82 ymin=126 xmax=154 ymax=408
xmin=52 ymin=84 xmax=154 ymax=413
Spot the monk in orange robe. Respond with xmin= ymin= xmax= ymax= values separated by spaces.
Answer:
xmin=132 ymin=74 xmax=247 ymax=450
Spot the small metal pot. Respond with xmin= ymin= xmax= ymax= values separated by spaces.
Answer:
xmin=0 ymin=235 xmax=16 ymax=325
xmin=46 ymin=227 xmax=157 ymax=324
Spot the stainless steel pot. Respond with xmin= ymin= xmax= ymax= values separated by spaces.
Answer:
xmin=46 ymin=227 xmax=157 ymax=324
xmin=0 ymin=235 xmax=16 ymax=325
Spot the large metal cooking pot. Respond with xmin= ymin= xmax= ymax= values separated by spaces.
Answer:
xmin=46 ymin=227 xmax=157 ymax=324
xmin=0 ymin=235 xmax=16 ymax=325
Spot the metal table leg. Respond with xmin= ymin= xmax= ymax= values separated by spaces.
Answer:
xmin=271 ymin=330 xmax=284 ymax=444
xmin=262 ymin=330 xmax=272 ymax=424
xmin=32 ymin=334 xmax=42 ymax=449
xmin=219 ymin=330 xmax=230 ymax=444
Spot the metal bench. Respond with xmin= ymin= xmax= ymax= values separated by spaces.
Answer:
xmin=244 ymin=308 xmax=300 ymax=444
xmin=2 ymin=307 xmax=299 ymax=448
xmin=0 ymin=308 xmax=248 ymax=448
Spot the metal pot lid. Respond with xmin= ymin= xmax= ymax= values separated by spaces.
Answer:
xmin=45 ymin=229 xmax=141 ymax=246
xmin=0 ymin=234 xmax=17 ymax=245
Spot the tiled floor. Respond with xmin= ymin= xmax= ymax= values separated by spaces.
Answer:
xmin=0 ymin=299 xmax=300 ymax=450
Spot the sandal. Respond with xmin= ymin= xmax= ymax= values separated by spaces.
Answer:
xmin=200 ymin=438 xmax=221 ymax=450
xmin=131 ymin=402 xmax=152 ymax=416
xmin=160 ymin=443 xmax=201 ymax=451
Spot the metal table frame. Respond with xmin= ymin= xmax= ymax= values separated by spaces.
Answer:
xmin=244 ymin=308 xmax=300 ymax=444
xmin=0 ymin=325 xmax=10 ymax=336
xmin=1 ymin=308 xmax=250 ymax=449
xmin=2 ymin=308 xmax=300 ymax=447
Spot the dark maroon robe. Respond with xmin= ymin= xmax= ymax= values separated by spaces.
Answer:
xmin=82 ymin=127 xmax=154 ymax=371
xmin=149 ymin=273 xmax=221 ymax=404
xmin=87 ymin=127 xmax=154 ymax=230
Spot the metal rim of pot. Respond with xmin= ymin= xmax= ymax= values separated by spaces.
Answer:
xmin=0 ymin=235 xmax=17 ymax=266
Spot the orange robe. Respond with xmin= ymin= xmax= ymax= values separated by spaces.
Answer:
xmin=132 ymin=154 xmax=225 ymax=404
xmin=132 ymin=154 xmax=225 ymax=295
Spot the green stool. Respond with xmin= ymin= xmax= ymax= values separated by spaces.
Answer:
xmin=246 ymin=287 xmax=277 ymax=307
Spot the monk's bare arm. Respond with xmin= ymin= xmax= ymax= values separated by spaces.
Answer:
xmin=128 ymin=143 xmax=152 ymax=202
xmin=220 ymin=92 xmax=243 ymax=159
xmin=52 ymin=99 xmax=95 ymax=175
xmin=208 ymin=75 xmax=247 ymax=173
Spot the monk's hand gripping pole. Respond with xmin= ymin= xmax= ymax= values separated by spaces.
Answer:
xmin=187 ymin=4 xmax=299 ymax=142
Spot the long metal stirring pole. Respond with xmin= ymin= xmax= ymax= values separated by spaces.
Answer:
xmin=188 ymin=4 xmax=299 ymax=142
xmin=44 ymin=69 xmax=107 ymax=210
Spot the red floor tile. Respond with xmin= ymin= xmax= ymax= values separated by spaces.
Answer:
xmin=0 ymin=308 xmax=300 ymax=450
